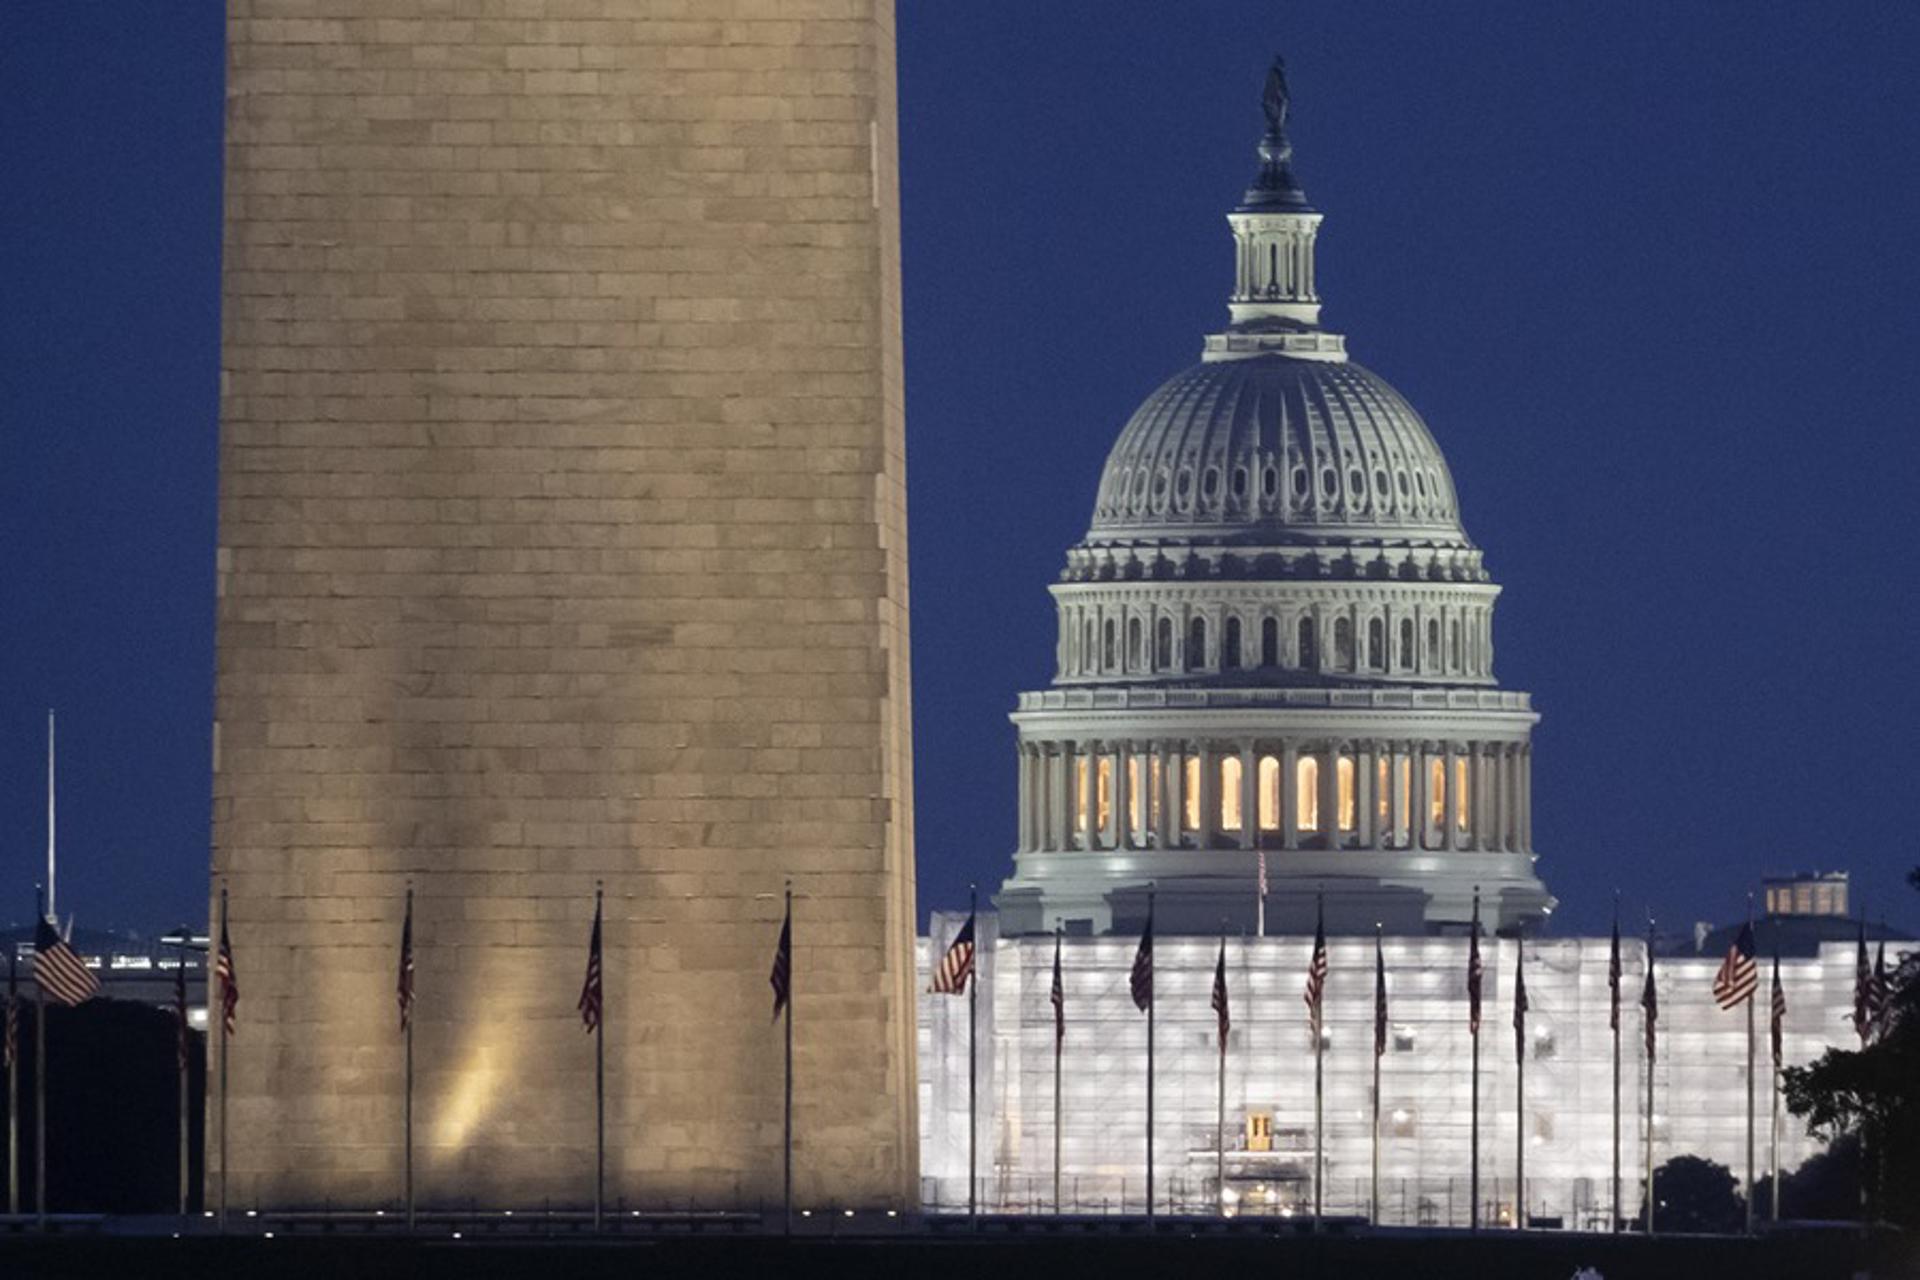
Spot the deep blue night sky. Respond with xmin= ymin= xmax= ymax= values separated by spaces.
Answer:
xmin=3 ymin=5 xmax=1917 ymax=939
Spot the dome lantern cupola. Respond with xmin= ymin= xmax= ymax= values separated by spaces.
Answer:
xmin=1211 ymin=57 xmax=1345 ymax=363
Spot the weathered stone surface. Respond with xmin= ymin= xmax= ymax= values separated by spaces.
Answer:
xmin=213 ymin=0 xmax=916 ymax=1210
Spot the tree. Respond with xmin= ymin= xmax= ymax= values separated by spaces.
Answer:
xmin=1780 ymin=865 xmax=1919 ymax=1226
xmin=1643 ymin=1154 xmax=1744 ymax=1234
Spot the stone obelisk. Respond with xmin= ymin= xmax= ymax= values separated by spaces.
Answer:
xmin=212 ymin=1 xmax=917 ymax=1211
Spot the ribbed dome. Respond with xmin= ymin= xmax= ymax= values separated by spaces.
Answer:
xmin=1087 ymin=356 xmax=1471 ymax=549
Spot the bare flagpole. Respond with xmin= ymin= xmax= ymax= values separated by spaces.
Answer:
xmin=1214 ymin=925 xmax=1226 ymax=1217
xmin=46 ymin=712 xmax=55 ymax=921
xmin=1052 ymin=924 xmax=1062 ymax=1216
xmin=173 ymin=934 xmax=189 ymax=1218
xmin=1770 ymin=951 xmax=1781 ymax=1224
xmin=1643 ymin=915 xmax=1655 ymax=1235
xmin=33 ymin=886 xmax=46 ymax=1229
xmin=1469 ymin=887 xmax=1481 ymax=1231
xmin=1514 ymin=943 xmax=1526 ymax=1229
xmin=1371 ymin=922 xmax=1383 ymax=1224
xmin=6 ymin=948 xmax=16 ymax=1216
xmin=1145 ymin=885 xmax=1155 ymax=1224
xmin=403 ymin=885 xmax=415 ymax=1232
xmin=218 ymin=884 xmax=230 ymax=1234
xmin=1611 ymin=891 xmax=1621 ymax=1233
xmin=1745 ymin=893 xmax=1755 ymax=1235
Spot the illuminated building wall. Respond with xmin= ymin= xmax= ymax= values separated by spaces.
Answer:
xmin=212 ymin=2 xmax=918 ymax=1209
xmin=921 ymin=925 xmax=1864 ymax=1226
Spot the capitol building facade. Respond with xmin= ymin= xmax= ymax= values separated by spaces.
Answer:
xmin=917 ymin=65 xmax=1898 ymax=1226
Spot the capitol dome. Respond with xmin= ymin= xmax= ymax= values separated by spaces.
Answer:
xmin=1086 ymin=356 xmax=1474 ymax=556
xmin=994 ymin=59 xmax=1554 ymax=938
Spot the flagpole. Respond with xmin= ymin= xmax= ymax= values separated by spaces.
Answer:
xmin=1744 ymin=894 xmax=1755 ymax=1235
xmin=1256 ymin=850 xmax=1265 ymax=939
xmin=1769 ymin=953 xmax=1780 ymax=1224
xmin=1643 ymin=918 xmax=1654 ymax=1236
xmin=218 ymin=884 xmax=229 ymax=1234
xmin=404 ymin=885 xmax=414 ymax=1233
xmin=1371 ymin=923 xmax=1382 ymax=1225
xmin=783 ymin=882 xmax=794 ymax=1236
xmin=1515 ymin=946 xmax=1525 ymax=1230
xmin=1312 ymin=896 xmax=1324 ymax=1232
xmin=594 ymin=883 xmax=605 ymax=1233
xmin=34 ymin=974 xmax=45 ymax=1228
xmin=967 ymin=884 xmax=978 ymax=1226
xmin=7 ymin=949 xmax=18 ymax=1216
xmin=1611 ymin=892 xmax=1621 ymax=1234
xmin=174 ymin=935 xmax=189 ymax=1219
xmin=1145 ymin=886 xmax=1155 ymax=1225
xmin=1216 ymin=928 xmax=1226 ymax=1218
xmin=1052 ymin=925 xmax=1062 ymax=1217
xmin=1469 ymin=889 xmax=1480 ymax=1232
xmin=47 ymin=711 xmax=56 ymax=922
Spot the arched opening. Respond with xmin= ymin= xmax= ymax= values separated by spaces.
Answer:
xmin=1074 ymin=756 xmax=1091 ymax=838
xmin=1295 ymin=756 xmax=1320 ymax=833
xmin=1095 ymin=754 xmax=1115 ymax=837
xmin=1427 ymin=755 xmax=1446 ymax=844
xmin=1155 ymin=616 xmax=1173 ymax=670
xmin=1128 ymin=755 xmax=1147 ymax=842
xmin=1398 ymin=619 xmax=1414 ymax=669
xmin=1187 ymin=617 xmax=1207 ymax=671
xmin=1261 ymin=617 xmax=1279 ymax=668
xmin=1454 ymin=755 xmax=1470 ymax=833
xmin=1257 ymin=755 xmax=1281 ymax=831
xmin=1450 ymin=619 xmax=1463 ymax=671
xmin=1127 ymin=617 xmax=1144 ymax=670
xmin=1333 ymin=616 xmax=1355 ymax=670
xmin=1102 ymin=619 xmax=1117 ymax=671
xmin=1337 ymin=754 xmax=1357 ymax=832
xmin=1297 ymin=616 xmax=1318 ymax=670
xmin=1367 ymin=618 xmax=1384 ymax=670
xmin=1376 ymin=755 xmax=1391 ymax=834
xmin=1220 ymin=755 xmax=1244 ymax=831
xmin=1426 ymin=619 xmax=1440 ymax=669
xmin=1223 ymin=616 xmax=1242 ymax=670
xmin=1083 ymin=617 xmax=1096 ymax=674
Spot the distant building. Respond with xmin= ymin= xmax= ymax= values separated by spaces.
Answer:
xmin=918 ymin=63 xmax=1911 ymax=1226
xmin=2 ymin=925 xmax=207 ymax=1028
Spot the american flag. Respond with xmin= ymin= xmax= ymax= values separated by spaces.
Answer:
xmin=1641 ymin=931 xmax=1658 ymax=1063
xmin=1210 ymin=939 xmax=1230 ymax=1052
xmin=581 ymin=894 xmax=605 ymax=1032
xmin=1049 ymin=931 xmax=1064 ymax=1048
xmin=1769 ymin=954 xmax=1785 ymax=1069
xmin=1712 ymin=921 xmax=1758 ymax=1010
xmin=1607 ymin=911 xmax=1622 ymax=1033
xmin=1303 ymin=901 xmax=1328 ymax=1034
xmin=1852 ymin=922 xmax=1872 ymax=1047
xmin=1866 ymin=941 xmax=1891 ymax=1043
xmin=931 ymin=913 xmax=975 ymax=995
xmin=1466 ymin=897 xmax=1484 ymax=1036
xmin=397 ymin=892 xmax=415 ymax=1034
xmin=33 ymin=916 xmax=98 ymax=1008
xmin=4 ymin=950 xmax=17 ymax=1072
xmin=1129 ymin=909 xmax=1153 ymax=1013
xmin=1512 ymin=948 xmax=1529 ymax=1065
xmin=768 ymin=899 xmax=790 ymax=1022
xmin=1373 ymin=930 xmax=1388 ymax=1059
xmin=214 ymin=921 xmax=238 ymax=1037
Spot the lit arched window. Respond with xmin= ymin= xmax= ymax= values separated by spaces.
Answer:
xmin=1296 ymin=755 xmax=1320 ymax=832
xmin=1297 ymin=616 xmax=1318 ymax=670
xmin=1395 ymin=755 xmax=1412 ymax=846
xmin=1155 ymin=617 xmax=1173 ymax=670
xmin=1102 ymin=619 xmax=1117 ymax=671
xmin=1095 ymin=754 xmax=1115 ymax=835
xmin=1454 ymin=756 xmax=1470 ymax=832
xmin=1223 ymin=616 xmax=1243 ymax=670
xmin=1398 ymin=618 xmax=1414 ymax=669
xmin=1220 ymin=755 xmax=1244 ymax=831
xmin=1261 ymin=617 xmax=1279 ymax=667
xmin=1367 ymin=618 xmax=1384 ymax=669
xmin=1187 ymin=617 xmax=1207 ymax=671
xmin=1127 ymin=618 xmax=1144 ymax=670
xmin=1427 ymin=756 xmax=1446 ymax=839
xmin=1074 ymin=756 xmax=1091 ymax=835
xmin=1182 ymin=754 xmax=1201 ymax=831
xmin=1334 ymin=617 xmax=1355 ymax=670
xmin=1337 ymin=754 xmax=1357 ymax=832
xmin=1257 ymin=755 xmax=1281 ymax=831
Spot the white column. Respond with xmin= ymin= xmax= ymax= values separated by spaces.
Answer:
xmin=1239 ymin=744 xmax=1257 ymax=851
xmin=1520 ymin=744 xmax=1533 ymax=851
xmin=1156 ymin=742 xmax=1175 ymax=849
xmin=1441 ymin=743 xmax=1459 ymax=852
xmin=1412 ymin=742 xmax=1431 ymax=850
xmin=1358 ymin=741 xmax=1377 ymax=848
xmin=1281 ymin=742 xmax=1300 ymax=851
xmin=1320 ymin=744 xmax=1340 ymax=850
xmin=1197 ymin=743 xmax=1216 ymax=849
xmin=1114 ymin=740 xmax=1132 ymax=850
